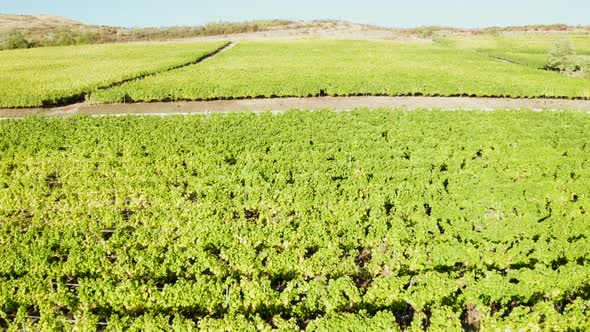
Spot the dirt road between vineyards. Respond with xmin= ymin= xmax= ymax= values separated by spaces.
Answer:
xmin=1 ymin=96 xmax=590 ymax=119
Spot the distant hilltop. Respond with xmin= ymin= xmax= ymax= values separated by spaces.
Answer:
xmin=1 ymin=13 xmax=589 ymax=50
xmin=0 ymin=14 xmax=89 ymax=34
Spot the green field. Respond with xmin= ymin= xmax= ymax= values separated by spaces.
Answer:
xmin=438 ymin=33 xmax=590 ymax=69
xmin=2 ymin=37 xmax=590 ymax=109
xmin=440 ymin=33 xmax=590 ymax=54
xmin=0 ymin=41 xmax=227 ymax=108
xmin=90 ymin=40 xmax=590 ymax=103
xmin=476 ymin=51 xmax=548 ymax=69
xmin=1 ymin=110 xmax=589 ymax=331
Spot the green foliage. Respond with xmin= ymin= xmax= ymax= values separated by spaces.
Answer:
xmin=46 ymin=29 xmax=80 ymax=47
xmin=441 ymin=33 xmax=590 ymax=73
xmin=0 ymin=30 xmax=101 ymax=51
xmin=91 ymin=40 xmax=590 ymax=103
xmin=3 ymin=37 xmax=590 ymax=109
xmin=482 ymin=27 xmax=501 ymax=36
xmin=75 ymin=32 xmax=98 ymax=45
xmin=0 ymin=41 xmax=227 ymax=107
xmin=431 ymin=35 xmax=451 ymax=46
xmin=0 ymin=110 xmax=589 ymax=330
xmin=443 ymin=33 xmax=590 ymax=55
xmin=579 ymin=56 xmax=590 ymax=76
xmin=478 ymin=50 xmax=548 ymax=69
xmin=546 ymin=38 xmax=578 ymax=72
xmin=0 ymin=32 xmax=31 ymax=50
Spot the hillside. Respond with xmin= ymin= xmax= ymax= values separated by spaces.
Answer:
xmin=0 ymin=14 xmax=98 ymax=36
xmin=0 ymin=14 xmax=295 ymax=47
xmin=2 ymin=14 xmax=590 ymax=48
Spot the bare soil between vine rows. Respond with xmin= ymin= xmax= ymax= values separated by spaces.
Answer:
xmin=1 ymin=96 xmax=590 ymax=118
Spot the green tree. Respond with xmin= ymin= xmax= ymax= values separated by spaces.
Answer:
xmin=546 ymin=38 xmax=578 ymax=72
xmin=53 ymin=29 xmax=76 ymax=46
xmin=0 ymin=32 xmax=31 ymax=50
xmin=76 ymin=32 xmax=98 ymax=45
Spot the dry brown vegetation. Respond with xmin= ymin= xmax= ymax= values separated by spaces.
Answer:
xmin=0 ymin=14 xmax=293 ymax=49
xmin=0 ymin=14 xmax=87 ymax=35
xmin=1 ymin=14 xmax=589 ymax=50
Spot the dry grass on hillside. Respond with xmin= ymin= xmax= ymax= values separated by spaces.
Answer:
xmin=1 ymin=14 xmax=589 ymax=49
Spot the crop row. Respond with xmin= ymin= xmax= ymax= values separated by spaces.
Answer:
xmin=439 ymin=34 xmax=590 ymax=72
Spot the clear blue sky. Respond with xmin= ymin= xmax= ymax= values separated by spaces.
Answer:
xmin=2 ymin=0 xmax=588 ymax=28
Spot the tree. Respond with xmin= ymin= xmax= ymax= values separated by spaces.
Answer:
xmin=52 ymin=29 xmax=76 ymax=46
xmin=546 ymin=38 xmax=578 ymax=73
xmin=0 ymin=32 xmax=31 ymax=50
xmin=76 ymin=32 xmax=98 ymax=45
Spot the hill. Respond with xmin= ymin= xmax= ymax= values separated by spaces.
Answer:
xmin=1 ymin=13 xmax=589 ymax=50
xmin=0 ymin=14 xmax=95 ymax=36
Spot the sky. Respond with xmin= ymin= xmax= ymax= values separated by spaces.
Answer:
xmin=1 ymin=0 xmax=589 ymax=28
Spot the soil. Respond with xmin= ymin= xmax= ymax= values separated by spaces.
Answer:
xmin=1 ymin=96 xmax=589 ymax=119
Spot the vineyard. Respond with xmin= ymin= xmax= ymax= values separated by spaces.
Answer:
xmin=89 ymin=40 xmax=590 ymax=103
xmin=438 ymin=34 xmax=590 ymax=69
xmin=1 ymin=110 xmax=589 ymax=330
xmin=440 ymin=33 xmax=590 ymax=55
xmin=1 ymin=38 xmax=590 ymax=109
xmin=0 ymin=41 xmax=227 ymax=108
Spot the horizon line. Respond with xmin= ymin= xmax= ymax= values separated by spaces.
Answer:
xmin=1 ymin=12 xmax=589 ymax=30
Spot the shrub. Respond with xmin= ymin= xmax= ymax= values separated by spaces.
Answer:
xmin=76 ymin=32 xmax=98 ymax=44
xmin=0 ymin=32 xmax=31 ymax=50
xmin=546 ymin=38 xmax=578 ymax=72
xmin=482 ymin=27 xmax=500 ymax=36
xmin=578 ymin=56 xmax=590 ymax=77
xmin=52 ymin=29 xmax=77 ymax=46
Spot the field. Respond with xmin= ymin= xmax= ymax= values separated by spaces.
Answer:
xmin=2 ymin=37 xmax=590 ymax=109
xmin=90 ymin=40 xmax=590 ymax=103
xmin=2 ymin=23 xmax=590 ymax=331
xmin=440 ymin=34 xmax=590 ymax=54
xmin=1 ymin=110 xmax=589 ymax=331
xmin=438 ymin=34 xmax=590 ymax=69
xmin=0 ymin=41 xmax=227 ymax=108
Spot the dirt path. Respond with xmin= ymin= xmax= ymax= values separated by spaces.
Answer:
xmin=1 ymin=96 xmax=590 ymax=119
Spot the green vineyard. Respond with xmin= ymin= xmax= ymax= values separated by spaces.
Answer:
xmin=89 ymin=40 xmax=590 ymax=103
xmin=0 ymin=41 xmax=227 ymax=108
xmin=2 ymin=37 xmax=590 ymax=109
xmin=1 ymin=110 xmax=589 ymax=331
